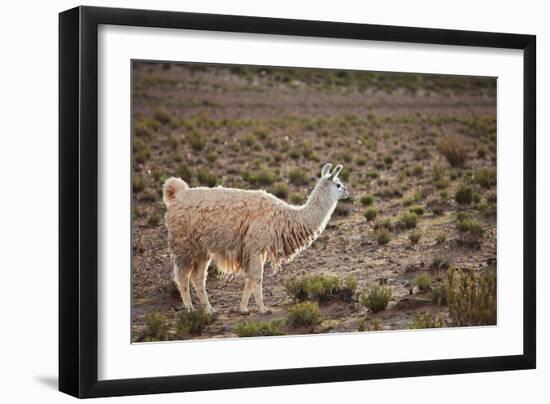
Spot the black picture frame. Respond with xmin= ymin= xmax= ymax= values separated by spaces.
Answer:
xmin=59 ymin=5 xmax=536 ymax=398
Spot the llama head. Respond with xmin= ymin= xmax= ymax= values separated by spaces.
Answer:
xmin=320 ymin=163 xmax=349 ymax=201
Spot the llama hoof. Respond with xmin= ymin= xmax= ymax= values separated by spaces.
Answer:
xmin=260 ymin=308 xmax=273 ymax=315
xmin=239 ymin=309 xmax=250 ymax=316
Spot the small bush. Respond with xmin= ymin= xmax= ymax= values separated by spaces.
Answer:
xmin=360 ymin=195 xmax=375 ymax=206
xmin=437 ymin=134 xmax=469 ymax=167
xmin=289 ymin=192 xmax=304 ymax=204
xmin=133 ymin=174 xmax=145 ymax=193
xmin=186 ymin=130 xmax=206 ymax=151
xmin=334 ymin=204 xmax=351 ymax=217
xmin=409 ymin=205 xmax=425 ymax=216
xmin=364 ymin=208 xmax=378 ymax=221
xmin=287 ymin=301 xmax=321 ymax=327
xmin=375 ymin=228 xmax=391 ymax=245
xmin=474 ymin=168 xmax=497 ymax=188
xmin=284 ymin=274 xmax=357 ymax=302
xmin=235 ymin=319 xmax=286 ymax=337
xmin=408 ymin=312 xmax=446 ymax=329
xmin=153 ymin=108 xmax=174 ymax=125
xmin=177 ymin=308 xmax=214 ymax=335
xmin=435 ymin=232 xmax=447 ymax=244
xmin=415 ymin=272 xmax=432 ymax=292
xmin=243 ymin=167 xmax=277 ymax=186
xmin=431 ymin=255 xmax=450 ymax=271
xmin=196 ymin=168 xmax=217 ymax=187
xmin=374 ymin=218 xmax=393 ymax=231
xmin=358 ymin=318 xmax=382 ymax=332
xmin=176 ymin=163 xmax=193 ymax=182
xmin=271 ymin=182 xmax=289 ymax=199
xmin=432 ymin=285 xmax=449 ymax=305
xmin=455 ymin=185 xmax=474 ymax=205
xmin=399 ymin=212 xmax=418 ymax=229
xmin=367 ymin=171 xmax=379 ymax=179
xmin=147 ymin=210 xmax=162 ymax=227
xmin=240 ymin=134 xmax=259 ymax=149
xmin=446 ymin=268 xmax=497 ymax=326
xmin=360 ymin=285 xmax=392 ymax=313
xmin=144 ymin=311 xmax=168 ymax=341
xmin=409 ymin=230 xmax=422 ymax=245
xmin=289 ymin=169 xmax=309 ymax=185
xmin=456 ymin=218 xmax=484 ymax=244
xmin=133 ymin=138 xmax=151 ymax=164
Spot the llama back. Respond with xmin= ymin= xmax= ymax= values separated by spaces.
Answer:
xmin=163 ymin=183 xmax=285 ymax=274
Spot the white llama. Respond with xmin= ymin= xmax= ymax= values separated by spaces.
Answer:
xmin=162 ymin=163 xmax=349 ymax=314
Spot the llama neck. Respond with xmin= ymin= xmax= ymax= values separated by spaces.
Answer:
xmin=297 ymin=181 xmax=337 ymax=235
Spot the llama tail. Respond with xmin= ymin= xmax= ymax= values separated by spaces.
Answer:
xmin=162 ymin=177 xmax=189 ymax=207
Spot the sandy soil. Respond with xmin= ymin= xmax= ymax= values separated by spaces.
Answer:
xmin=131 ymin=62 xmax=497 ymax=341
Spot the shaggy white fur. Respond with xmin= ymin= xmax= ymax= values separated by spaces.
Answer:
xmin=163 ymin=163 xmax=349 ymax=314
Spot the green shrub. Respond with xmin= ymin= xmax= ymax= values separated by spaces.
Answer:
xmin=474 ymin=168 xmax=497 ymax=188
xmin=177 ymin=308 xmax=215 ymax=335
xmin=235 ymin=319 xmax=286 ymax=337
xmin=144 ymin=311 xmax=168 ymax=341
xmin=408 ymin=312 xmax=446 ymax=329
xmin=289 ymin=169 xmax=309 ymax=185
xmin=196 ymin=168 xmax=217 ymax=187
xmin=243 ymin=167 xmax=277 ymax=186
xmin=409 ymin=229 xmax=422 ymax=245
xmin=431 ymin=255 xmax=450 ymax=271
xmin=186 ymin=130 xmax=206 ymax=151
xmin=287 ymin=301 xmax=321 ymax=327
xmin=153 ymin=108 xmax=174 ymax=125
xmin=446 ymin=268 xmax=497 ymax=326
xmin=456 ymin=218 xmax=484 ymax=244
xmin=271 ymin=182 xmax=289 ymax=199
xmin=147 ymin=210 xmax=162 ymax=227
xmin=375 ymin=228 xmax=391 ymax=245
xmin=240 ymin=134 xmax=259 ymax=149
xmin=133 ymin=137 xmax=151 ymax=164
xmin=367 ymin=171 xmax=379 ymax=179
xmin=455 ymin=185 xmax=474 ymax=205
xmin=284 ymin=274 xmax=357 ymax=302
xmin=432 ymin=284 xmax=449 ymax=305
xmin=409 ymin=205 xmax=425 ymax=216
xmin=134 ymin=121 xmax=150 ymax=139
xmin=364 ymin=208 xmax=378 ymax=221
xmin=360 ymin=195 xmax=375 ymax=206
xmin=437 ymin=134 xmax=468 ymax=167
xmin=206 ymin=151 xmax=218 ymax=163
xmin=399 ymin=212 xmax=418 ymax=229
xmin=133 ymin=174 xmax=145 ymax=193
xmin=176 ymin=163 xmax=193 ymax=182
xmin=435 ymin=232 xmax=447 ymax=244
xmin=358 ymin=318 xmax=382 ymax=332
xmin=415 ymin=272 xmax=432 ymax=292
xmin=360 ymin=285 xmax=392 ymax=313
xmin=374 ymin=218 xmax=393 ymax=231
xmin=289 ymin=192 xmax=304 ymax=204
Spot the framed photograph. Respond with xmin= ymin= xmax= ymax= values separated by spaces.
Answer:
xmin=59 ymin=6 xmax=536 ymax=398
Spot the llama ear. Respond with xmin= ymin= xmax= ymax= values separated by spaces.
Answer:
xmin=330 ymin=165 xmax=343 ymax=179
xmin=321 ymin=163 xmax=333 ymax=178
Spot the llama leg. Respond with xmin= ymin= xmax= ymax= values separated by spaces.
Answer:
xmin=247 ymin=257 xmax=271 ymax=315
xmin=174 ymin=262 xmax=194 ymax=312
xmin=191 ymin=258 xmax=215 ymax=313
xmin=239 ymin=278 xmax=253 ymax=315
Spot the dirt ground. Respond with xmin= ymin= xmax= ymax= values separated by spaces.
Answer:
xmin=131 ymin=62 xmax=497 ymax=341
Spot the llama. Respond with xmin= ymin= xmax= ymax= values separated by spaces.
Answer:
xmin=162 ymin=163 xmax=349 ymax=315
